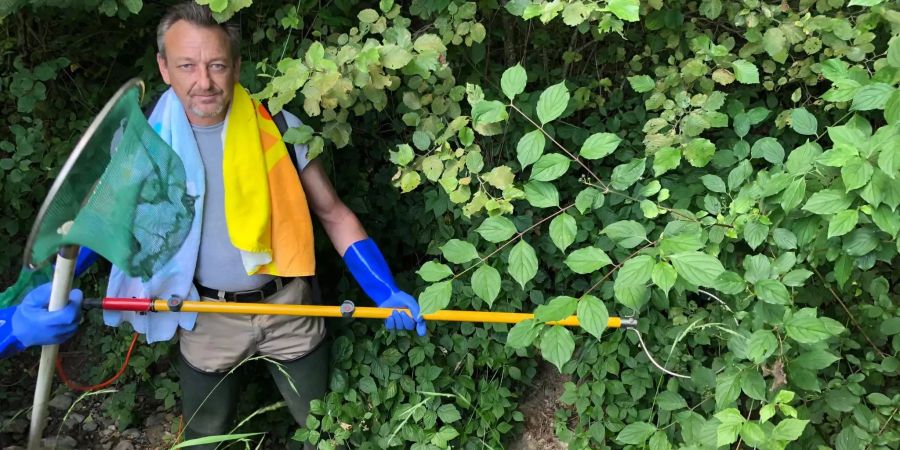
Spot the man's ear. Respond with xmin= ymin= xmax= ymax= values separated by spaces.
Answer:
xmin=157 ymin=53 xmax=171 ymax=85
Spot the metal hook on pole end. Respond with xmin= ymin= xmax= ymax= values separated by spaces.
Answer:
xmin=626 ymin=327 xmax=691 ymax=379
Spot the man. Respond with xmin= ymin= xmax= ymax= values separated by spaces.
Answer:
xmin=0 ymin=284 xmax=82 ymax=358
xmin=101 ymin=2 xmax=426 ymax=447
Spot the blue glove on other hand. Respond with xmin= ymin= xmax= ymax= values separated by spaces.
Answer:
xmin=12 ymin=283 xmax=83 ymax=347
xmin=343 ymin=238 xmax=426 ymax=336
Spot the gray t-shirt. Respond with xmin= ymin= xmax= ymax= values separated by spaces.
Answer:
xmin=193 ymin=110 xmax=310 ymax=291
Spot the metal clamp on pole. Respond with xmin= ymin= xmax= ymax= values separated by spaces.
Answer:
xmin=340 ymin=300 xmax=355 ymax=319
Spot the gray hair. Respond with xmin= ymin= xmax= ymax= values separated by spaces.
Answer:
xmin=156 ymin=2 xmax=241 ymax=60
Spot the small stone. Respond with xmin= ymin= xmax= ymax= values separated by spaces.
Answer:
xmin=82 ymin=415 xmax=98 ymax=433
xmin=64 ymin=412 xmax=85 ymax=430
xmin=144 ymin=413 xmax=164 ymax=427
xmin=121 ymin=428 xmax=140 ymax=440
xmin=112 ymin=441 xmax=135 ymax=450
xmin=48 ymin=394 xmax=73 ymax=411
xmin=41 ymin=436 xmax=78 ymax=449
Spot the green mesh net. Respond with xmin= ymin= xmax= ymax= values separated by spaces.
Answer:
xmin=1 ymin=80 xmax=194 ymax=308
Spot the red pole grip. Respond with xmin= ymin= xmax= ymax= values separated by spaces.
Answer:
xmin=102 ymin=298 xmax=153 ymax=312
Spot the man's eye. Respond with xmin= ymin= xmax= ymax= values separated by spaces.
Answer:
xmin=210 ymin=64 xmax=227 ymax=71
xmin=179 ymin=64 xmax=194 ymax=70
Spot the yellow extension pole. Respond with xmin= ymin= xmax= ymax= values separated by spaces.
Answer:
xmin=147 ymin=300 xmax=632 ymax=328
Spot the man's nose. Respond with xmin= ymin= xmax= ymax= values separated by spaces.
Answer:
xmin=196 ymin=67 xmax=212 ymax=90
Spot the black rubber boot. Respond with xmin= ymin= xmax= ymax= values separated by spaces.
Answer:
xmin=267 ymin=339 xmax=331 ymax=450
xmin=177 ymin=353 xmax=240 ymax=449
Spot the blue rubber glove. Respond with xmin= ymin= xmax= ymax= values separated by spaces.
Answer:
xmin=74 ymin=247 xmax=99 ymax=277
xmin=343 ymin=238 xmax=426 ymax=336
xmin=12 ymin=283 xmax=83 ymax=347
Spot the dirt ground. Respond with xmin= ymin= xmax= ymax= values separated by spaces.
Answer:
xmin=506 ymin=361 xmax=570 ymax=450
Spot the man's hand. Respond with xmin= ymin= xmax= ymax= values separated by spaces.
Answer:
xmin=379 ymin=291 xmax=426 ymax=337
xmin=12 ymin=283 xmax=83 ymax=347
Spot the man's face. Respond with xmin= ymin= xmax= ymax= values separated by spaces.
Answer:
xmin=156 ymin=20 xmax=240 ymax=126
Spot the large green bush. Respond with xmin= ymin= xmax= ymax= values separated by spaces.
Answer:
xmin=1 ymin=1 xmax=898 ymax=449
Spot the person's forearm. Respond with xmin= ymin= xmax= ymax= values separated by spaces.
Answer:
xmin=319 ymin=203 xmax=368 ymax=256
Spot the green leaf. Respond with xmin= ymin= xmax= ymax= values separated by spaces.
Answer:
xmin=790 ymin=108 xmax=818 ymax=135
xmin=507 ymin=319 xmax=540 ymax=349
xmin=517 ymin=130 xmax=546 ymax=168
xmin=781 ymin=178 xmax=806 ymax=211
xmin=827 ymin=209 xmax=859 ymax=238
xmin=785 ymin=316 xmax=844 ymax=344
xmin=772 ymin=419 xmax=809 ymax=442
xmin=577 ymin=295 xmax=609 ymax=339
xmin=575 ymin=187 xmax=603 ymax=213
xmin=848 ymin=0 xmax=884 ymax=5
xmin=743 ymin=221 xmax=769 ymax=250
xmin=700 ymin=174 xmax=726 ymax=193
xmin=508 ymin=240 xmax=538 ymax=288
xmin=656 ymin=391 xmax=688 ymax=411
xmin=716 ymin=371 xmax=742 ymax=408
xmin=381 ymin=44 xmax=413 ymax=69
xmin=732 ymin=59 xmax=760 ymax=84
xmin=714 ymin=408 xmax=745 ymax=446
xmin=613 ymin=255 xmax=654 ymax=310
xmin=763 ymin=27 xmax=788 ymax=63
xmin=851 ymin=83 xmax=893 ymax=111
xmin=535 ymin=296 xmax=578 ymax=322
xmin=872 ymin=205 xmax=900 ymax=236
xmin=530 ymin=153 xmax=571 ymax=181
xmin=602 ymin=220 xmax=647 ymax=249
xmin=610 ymin=158 xmax=646 ymax=190
xmin=471 ymin=264 xmax=501 ymax=307
xmin=540 ymin=326 xmax=575 ymax=371
xmin=802 ymin=189 xmax=853 ymax=215
xmin=283 ymin=124 xmax=315 ymax=144
xmin=616 ymin=422 xmax=657 ymax=445
xmin=549 ymin=213 xmax=577 ymax=252
xmin=419 ymin=281 xmax=453 ymax=315
xmin=886 ymin=90 xmax=900 ymax=124
xmin=564 ymin=247 xmax=613 ymax=274
xmin=669 ymin=252 xmax=725 ymax=287
xmin=413 ymin=33 xmax=446 ymax=53
xmin=782 ymin=269 xmax=813 ymax=287
xmin=773 ymin=228 xmax=798 ymax=249
xmin=740 ymin=422 xmax=766 ymax=448
xmin=652 ymin=261 xmax=678 ymax=296
xmin=471 ymin=100 xmax=509 ymax=126
xmin=755 ymin=279 xmax=790 ymax=305
xmin=786 ymin=141 xmax=822 ymax=175
xmin=683 ymin=138 xmax=716 ymax=167
xmin=417 ymin=261 xmax=453 ymax=282
xmin=653 ymin=147 xmax=681 ymax=176
xmin=628 ymin=75 xmax=656 ymax=93
xmin=536 ymin=82 xmax=569 ymax=124
xmin=580 ymin=132 xmax=622 ymax=160
xmin=477 ymin=216 xmax=518 ymax=243
xmin=524 ymin=181 xmax=560 ymax=208
xmin=501 ymin=64 xmax=527 ymax=100
xmin=437 ymin=404 xmax=461 ymax=423
xmin=841 ymin=158 xmax=874 ymax=191
xmin=440 ymin=239 xmax=479 ymax=264
xmin=606 ymin=0 xmax=639 ymax=21
xmin=741 ymin=370 xmax=766 ymax=401
xmin=793 ymin=350 xmax=840 ymax=370
xmin=747 ymin=330 xmax=777 ymax=364
xmin=751 ymin=137 xmax=785 ymax=164
xmin=881 ymin=317 xmax=900 ymax=335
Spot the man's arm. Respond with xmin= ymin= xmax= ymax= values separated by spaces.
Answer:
xmin=298 ymin=158 xmax=426 ymax=335
xmin=299 ymin=159 xmax=368 ymax=255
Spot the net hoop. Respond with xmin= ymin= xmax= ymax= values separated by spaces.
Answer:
xmin=23 ymin=77 xmax=145 ymax=270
